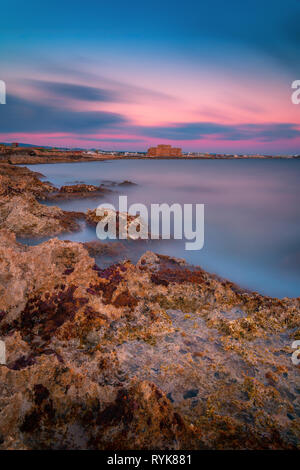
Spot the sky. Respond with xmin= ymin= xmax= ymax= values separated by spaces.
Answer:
xmin=0 ymin=0 xmax=300 ymax=154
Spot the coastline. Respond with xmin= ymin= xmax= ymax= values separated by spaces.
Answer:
xmin=0 ymin=162 xmax=299 ymax=450
xmin=1 ymin=152 xmax=299 ymax=166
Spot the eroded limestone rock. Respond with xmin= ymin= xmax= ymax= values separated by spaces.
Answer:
xmin=0 ymin=164 xmax=83 ymax=237
xmin=0 ymin=231 xmax=299 ymax=449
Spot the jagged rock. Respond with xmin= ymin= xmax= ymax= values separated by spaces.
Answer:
xmin=0 ymin=231 xmax=299 ymax=449
xmin=0 ymin=164 xmax=54 ymax=199
xmin=0 ymin=161 xmax=299 ymax=450
xmin=0 ymin=354 xmax=198 ymax=450
xmin=0 ymin=194 xmax=82 ymax=237
xmin=0 ymin=163 xmax=84 ymax=237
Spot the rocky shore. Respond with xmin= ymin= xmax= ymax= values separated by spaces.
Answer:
xmin=0 ymin=163 xmax=299 ymax=450
xmin=1 ymin=150 xmax=298 ymax=166
xmin=0 ymin=164 xmax=85 ymax=237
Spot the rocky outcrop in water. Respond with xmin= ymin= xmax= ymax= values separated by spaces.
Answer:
xmin=0 ymin=164 xmax=86 ymax=238
xmin=0 ymin=194 xmax=83 ymax=237
xmin=0 ymin=163 xmax=54 ymax=199
xmin=86 ymin=208 xmax=150 ymax=241
xmin=46 ymin=183 xmax=113 ymax=201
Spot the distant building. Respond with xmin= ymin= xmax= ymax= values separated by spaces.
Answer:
xmin=12 ymin=142 xmax=19 ymax=148
xmin=147 ymin=144 xmax=182 ymax=157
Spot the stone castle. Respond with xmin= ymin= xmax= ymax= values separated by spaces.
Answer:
xmin=147 ymin=144 xmax=182 ymax=157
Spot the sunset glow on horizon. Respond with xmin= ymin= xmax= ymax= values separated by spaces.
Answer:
xmin=1 ymin=0 xmax=300 ymax=154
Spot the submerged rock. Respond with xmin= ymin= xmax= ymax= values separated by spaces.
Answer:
xmin=117 ymin=180 xmax=137 ymax=187
xmin=47 ymin=184 xmax=112 ymax=201
xmin=60 ymin=184 xmax=101 ymax=193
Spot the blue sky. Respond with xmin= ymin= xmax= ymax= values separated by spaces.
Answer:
xmin=0 ymin=0 xmax=299 ymax=153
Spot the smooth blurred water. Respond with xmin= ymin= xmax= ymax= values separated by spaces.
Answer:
xmin=24 ymin=159 xmax=300 ymax=298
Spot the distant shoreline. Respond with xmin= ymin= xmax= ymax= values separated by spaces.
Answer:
xmin=1 ymin=153 xmax=299 ymax=165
